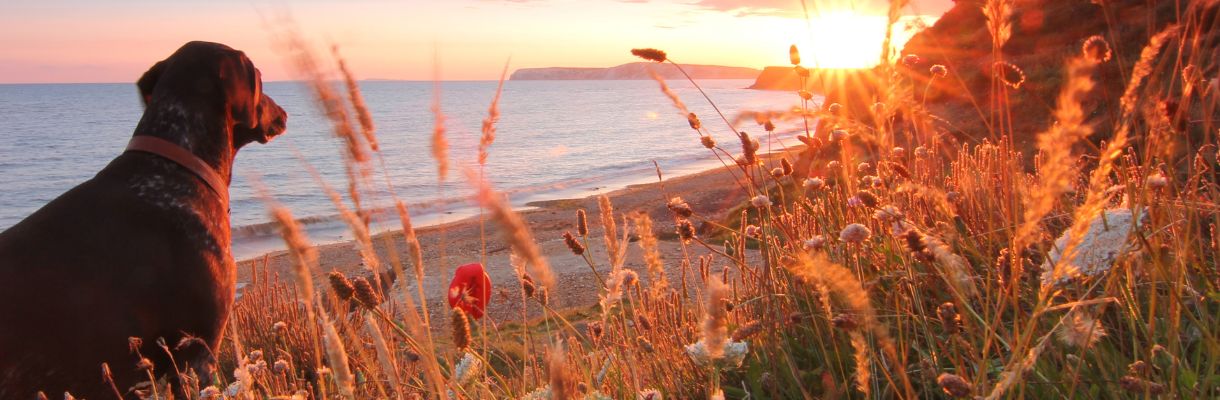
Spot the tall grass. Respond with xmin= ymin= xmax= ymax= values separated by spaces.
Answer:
xmin=102 ymin=3 xmax=1220 ymax=399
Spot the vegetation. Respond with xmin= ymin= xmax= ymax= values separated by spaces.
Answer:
xmin=109 ymin=0 xmax=1219 ymax=398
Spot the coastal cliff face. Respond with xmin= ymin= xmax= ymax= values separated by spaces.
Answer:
xmin=897 ymin=0 xmax=1210 ymax=141
xmin=509 ymin=62 xmax=760 ymax=80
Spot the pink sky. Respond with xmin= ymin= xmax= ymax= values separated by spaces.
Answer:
xmin=0 ymin=0 xmax=953 ymax=84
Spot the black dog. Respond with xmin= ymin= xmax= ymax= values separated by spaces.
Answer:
xmin=0 ymin=41 xmax=286 ymax=398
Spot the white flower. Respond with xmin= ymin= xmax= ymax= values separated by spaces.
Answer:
xmin=684 ymin=339 xmax=749 ymax=368
xmin=803 ymin=177 xmax=825 ymax=190
xmin=453 ymin=351 xmax=484 ymax=385
xmin=873 ymin=205 xmax=903 ymax=222
xmin=857 ymin=162 xmax=872 ymax=173
xmin=750 ymin=195 xmax=770 ymax=208
xmin=839 ymin=223 xmax=871 ymax=244
xmin=1145 ymin=173 xmax=1168 ymax=189
xmin=199 ymin=386 xmax=222 ymax=399
xmin=744 ymin=225 xmax=762 ymax=238
xmin=891 ymin=147 xmax=906 ymax=158
xmin=802 ymin=235 xmax=826 ymax=250
xmin=1040 ymin=208 xmax=1141 ymax=286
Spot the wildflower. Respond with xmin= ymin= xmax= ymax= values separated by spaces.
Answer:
xmin=630 ymin=48 xmax=667 ymax=63
xmin=1082 ymin=35 xmax=1112 ymax=62
xmin=618 ymin=269 xmax=639 ymax=287
xmin=700 ymin=135 xmax=716 ymax=149
xmin=827 ymin=103 xmax=842 ymax=114
xmin=328 ymin=270 xmax=355 ymax=301
xmin=731 ymin=321 xmax=764 ymax=341
xmin=891 ymin=147 xmax=905 ymax=158
xmin=739 ymin=131 xmax=760 ymax=164
xmin=789 ymin=44 xmax=801 ymax=65
xmin=744 ymin=225 xmax=762 ymax=238
xmin=750 ymin=195 xmax=771 ymax=208
xmin=794 ymin=65 xmax=810 ymax=77
xmin=452 ymin=351 xmax=484 ymax=385
xmin=839 ymin=223 xmax=871 ymax=243
xmin=1145 ymin=173 xmax=1168 ymax=189
xmin=855 ymin=190 xmax=879 ymax=208
xmin=857 ymin=162 xmax=872 ymax=173
xmin=677 ymin=220 xmax=696 ymax=242
xmin=847 ymin=196 xmax=864 ymax=208
xmin=638 ymin=389 xmax=663 ymax=400
xmin=352 ymin=277 xmax=382 ymax=307
xmin=993 ymin=61 xmax=1026 ymax=89
xmin=1119 ymin=376 xmax=1165 ymax=395
xmin=1056 ymin=309 xmax=1107 ymax=348
xmin=199 ymin=386 xmax=222 ymax=399
xmin=802 ymin=235 xmax=826 ymax=250
xmin=136 ymin=358 xmax=153 ymax=371
xmin=946 ymin=191 xmax=961 ymax=203
xmin=272 ymin=321 xmax=288 ymax=333
xmin=563 ymin=231 xmax=586 ymax=255
xmin=249 ymin=350 xmax=264 ymax=362
xmin=587 ymin=321 xmax=604 ymax=341
xmin=576 ymin=209 xmax=589 ymax=236
xmin=770 ymin=167 xmax=785 ymax=178
xmin=937 ymin=302 xmax=961 ymax=334
xmin=872 ymin=205 xmax=903 ymax=222
xmin=831 ymin=314 xmax=858 ymax=331
xmin=826 ymin=160 xmax=841 ymax=171
xmin=687 ymin=112 xmax=701 ymax=130
xmin=799 ymin=90 xmax=813 ymax=100
xmin=803 ymin=177 xmax=825 ymax=190
xmin=902 ymin=54 xmax=922 ymax=67
xmin=914 ymin=146 xmax=929 ymax=158
xmin=667 ymin=197 xmax=694 ymax=218
xmin=830 ymin=128 xmax=848 ymax=142
xmin=273 ymin=360 xmax=290 ymax=374
xmin=684 ymin=339 xmax=749 ymax=368
xmin=764 ymin=120 xmax=775 ymax=131
xmin=937 ymin=373 xmax=972 ymax=397
xmin=930 ymin=64 xmax=948 ymax=78
xmin=1040 ymin=208 xmax=1141 ymax=286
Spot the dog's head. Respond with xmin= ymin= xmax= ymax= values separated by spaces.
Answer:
xmin=137 ymin=41 xmax=286 ymax=149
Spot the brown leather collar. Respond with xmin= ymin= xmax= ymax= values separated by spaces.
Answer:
xmin=125 ymin=136 xmax=229 ymax=205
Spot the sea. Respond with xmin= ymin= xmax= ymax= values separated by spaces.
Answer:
xmin=0 ymin=79 xmax=811 ymax=259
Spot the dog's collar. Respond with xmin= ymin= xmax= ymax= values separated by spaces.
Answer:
xmin=125 ymin=136 xmax=229 ymax=205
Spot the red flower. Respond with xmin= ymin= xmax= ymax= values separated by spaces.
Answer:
xmin=448 ymin=263 xmax=493 ymax=319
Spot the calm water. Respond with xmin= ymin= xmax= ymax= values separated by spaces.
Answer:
xmin=0 ymin=79 xmax=808 ymax=258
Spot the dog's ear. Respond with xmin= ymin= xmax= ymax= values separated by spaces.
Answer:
xmin=222 ymin=55 xmax=261 ymax=130
xmin=137 ymin=60 xmax=166 ymax=107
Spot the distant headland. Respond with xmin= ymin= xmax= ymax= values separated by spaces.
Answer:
xmin=509 ymin=62 xmax=760 ymax=80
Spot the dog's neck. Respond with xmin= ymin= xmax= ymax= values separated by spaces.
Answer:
xmin=131 ymin=99 xmax=237 ymax=186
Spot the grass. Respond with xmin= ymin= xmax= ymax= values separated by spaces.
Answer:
xmin=82 ymin=1 xmax=1220 ymax=399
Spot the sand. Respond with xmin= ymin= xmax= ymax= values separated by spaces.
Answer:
xmin=234 ymin=149 xmax=794 ymax=327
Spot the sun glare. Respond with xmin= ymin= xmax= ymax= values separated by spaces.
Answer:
xmin=796 ymin=11 xmax=919 ymax=69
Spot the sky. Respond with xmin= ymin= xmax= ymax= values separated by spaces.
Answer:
xmin=0 ymin=0 xmax=953 ymax=84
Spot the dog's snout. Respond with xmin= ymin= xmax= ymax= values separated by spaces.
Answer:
xmin=258 ymin=94 xmax=287 ymax=143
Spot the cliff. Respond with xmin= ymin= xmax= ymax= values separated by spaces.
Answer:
xmin=509 ymin=62 xmax=760 ymax=80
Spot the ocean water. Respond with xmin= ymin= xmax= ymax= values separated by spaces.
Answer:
xmin=0 ymin=79 xmax=810 ymax=258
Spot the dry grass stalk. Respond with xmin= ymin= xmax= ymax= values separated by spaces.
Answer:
xmin=701 ymin=276 xmax=730 ymax=359
xmin=395 ymin=200 xmax=426 ymax=283
xmin=479 ymin=60 xmax=510 ymax=166
xmin=632 ymin=213 xmax=668 ymax=291
xmin=364 ymin=315 xmax=403 ymax=396
xmin=1015 ymin=55 xmax=1099 ymax=251
xmin=332 ymin=45 xmax=378 ymax=152
xmin=468 ymin=170 xmax=557 ymax=290
xmin=983 ymin=0 xmax=1014 ymax=50
xmin=849 ymin=331 xmax=872 ymax=397
xmin=599 ymin=195 xmax=623 ymax=269
xmin=647 ymin=69 xmax=690 ymax=116
xmin=452 ymin=308 xmax=472 ymax=350
xmin=431 ymin=60 xmax=449 ymax=182
xmin=547 ymin=344 xmax=577 ymax=400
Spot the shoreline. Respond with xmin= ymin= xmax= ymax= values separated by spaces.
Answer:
xmin=232 ymin=144 xmax=803 ymax=324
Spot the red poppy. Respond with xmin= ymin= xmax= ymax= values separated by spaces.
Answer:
xmin=448 ymin=263 xmax=492 ymax=319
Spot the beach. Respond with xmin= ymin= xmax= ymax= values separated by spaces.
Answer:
xmin=232 ymin=148 xmax=788 ymax=326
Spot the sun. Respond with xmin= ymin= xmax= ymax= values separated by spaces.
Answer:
xmin=794 ymin=11 xmax=921 ymax=69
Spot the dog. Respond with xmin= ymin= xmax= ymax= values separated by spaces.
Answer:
xmin=0 ymin=41 xmax=286 ymax=398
